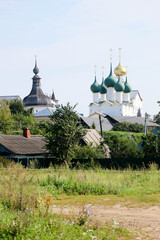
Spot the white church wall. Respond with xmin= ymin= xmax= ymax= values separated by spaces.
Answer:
xmin=116 ymin=92 xmax=123 ymax=103
xmin=93 ymin=93 xmax=99 ymax=103
xmin=123 ymin=93 xmax=130 ymax=102
xmin=107 ymin=88 xmax=115 ymax=102
xmin=100 ymin=94 xmax=106 ymax=101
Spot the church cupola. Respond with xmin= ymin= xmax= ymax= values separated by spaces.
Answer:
xmin=114 ymin=48 xmax=127 ymax=76
xmin=104 ymin=49 xmax=117 ymax=88
xmin=123 ymin=70 xmax=132 ymax=102
xmin=114 ymin=77 xmax=124 ymax=92
xmin=90 ymin=66 xmax=100 ymax=103
xmin=124 ymin=76 xmax=132 ymax=93
xmin=105 ymin=49 xmax=117 ymax=102
xmin=23 ymin=56 xmax=53 ymax=107
xmin=100 ymin=67 xmax=107 ymax=101
xmin=90 ymin=76 xmax=100 ymax=93
xmin=114 ymin=76 xmax=124 ymax=103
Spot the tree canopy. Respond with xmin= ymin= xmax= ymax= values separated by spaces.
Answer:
xmin=154 ymin=112 xmax=160 ymax=125
xmin=45 ymin=103 xmax=85 ymax=165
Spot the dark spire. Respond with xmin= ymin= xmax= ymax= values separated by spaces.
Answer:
xmin=23 ymin=57 xmax=52 ymax=107
xmin=51 ymin=89 xmax=56 ymax=100
xmin=33 ymin=55 xmax=39 ymax=75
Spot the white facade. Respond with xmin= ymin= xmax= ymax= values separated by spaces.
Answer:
xmin=89 ymin=90 xmax=143 ymax=117
xmin=107 ymin=88 xmax=115 ymax=101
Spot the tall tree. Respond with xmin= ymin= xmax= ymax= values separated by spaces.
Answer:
xmin=154 ymin=112 xmax=160 ymax=125
xmin=0 ymin=100 xmax=13 ymax=134
xmin=45 ymin=103 xmax=85 ymax=166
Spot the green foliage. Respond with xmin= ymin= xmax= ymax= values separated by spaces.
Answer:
xmin=0 ymin=209 xmax=132 ymax=239
xmin=45 ymin=103 xmax=85 ymax=166
xmin=0 ymin=100 xmax=13 ymax=134
xmin=9 ymin=99 xmax=25 ymax=114
xmin=0 ymin=156 xmax=11 ymax=168
xmin=40 ymin=177 xmax=119 ymax=195
xmin=104 ymin=132 xmax=144 ymax=158
xmin=69 ymin=144 xmax=105 ymax=160
xmin=154 ymin=112 xmax=160 ymax=124
xmin=9 ymin=99 xmax=33 ymax=116
xmin=112 ymin=121 xmax=144 ymax=133
xmin=141 ymin=133 xmax=160 ymax=158
xmin=91 ymin=122 xmax=96 ymax=129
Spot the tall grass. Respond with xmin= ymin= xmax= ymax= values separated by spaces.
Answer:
xmin=1 ymin=162 xmax=160 ymax=199
xmin=0 ymin=162 xmax=135 ymax=239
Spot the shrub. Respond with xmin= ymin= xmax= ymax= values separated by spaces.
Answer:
xmin=112 ymin=121 xmax=144 ymax=133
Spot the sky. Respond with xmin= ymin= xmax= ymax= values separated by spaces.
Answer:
xmin=0 ymin=0 xmax=160 ymax=117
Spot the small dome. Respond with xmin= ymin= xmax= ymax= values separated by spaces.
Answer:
xmin=114 ymin=63 xmax=126 ymax=76
xmin=33 ymin=61 xmax=39 ymax=74
xmin=104 ymin=64 xmax=117 ymax=88
xmin=100 ymin=78 xmax=107 ymax=94
xmin=124 ymin=77 xmax=132 ymax=93
xmin=90 ymin=77 xmax=100 ymax=93
xmin=114 ymin=77 xmax=124 ymax=92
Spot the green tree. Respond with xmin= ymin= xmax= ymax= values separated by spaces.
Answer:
xmin=0 ymin=100 xmax=13 ymax=134
xmin=104 ymin=133 xmax=143 ymax=158
xmin=141 ymin=133 xmax=160 ymax=158
xmin=9 ymin=99 xmax=33 ymax=116
xmin=9 ymin=99 xmax=24 ymax=114
xmin=45 ymin=103 xmax=85 ymax=166
xmin=154 ymin=112 xmax=160 ymax=125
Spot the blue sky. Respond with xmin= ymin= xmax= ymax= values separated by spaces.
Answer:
xmin=0 ymin=0 xmax=160 ymax=116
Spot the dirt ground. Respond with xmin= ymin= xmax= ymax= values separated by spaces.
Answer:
xmin=51 ymin=201 xmax=160 ymax=240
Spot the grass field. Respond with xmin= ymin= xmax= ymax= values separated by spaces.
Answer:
xmin=1 ymin=162 xmax=160 ymax=239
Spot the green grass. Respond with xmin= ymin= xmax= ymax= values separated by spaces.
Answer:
xmin=1 ymin=162 xmax=160 ymax=239
xmin=0 ymin=203 xmax=133 ymax=239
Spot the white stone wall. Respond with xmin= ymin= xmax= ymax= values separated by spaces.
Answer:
xmin=123 ymin=93 xmax=130 ymax=102
xmin=89 ymin=91 xmax=143 ymax=117
xmin=107 ymin=88 xmax=115 ymax=101
xmin=116 ymin=92 xmax=123 ymax=103
xmin=93 ymin=93 xmax=99 ymax=103
xmin=100 ymin=94 xmax=106 ymax=101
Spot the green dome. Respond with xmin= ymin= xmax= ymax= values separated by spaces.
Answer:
xmin=104 ymin=63 xmax=117 ymax=88
xmin=114 ymin=77 xmax=124 ymax=92
xmin=100 ymin=77 xmax=107 ymax=94
xmin=90 ymin=76 xmax=100 ymax=93
xmin=123 ymin=77 xmax=132 ymax=93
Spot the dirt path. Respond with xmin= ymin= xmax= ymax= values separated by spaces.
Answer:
xmin=51 ymin=203 xmax=160 ymax=239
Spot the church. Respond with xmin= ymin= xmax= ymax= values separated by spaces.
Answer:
xmin=23 ymin=57 xmax=60 ymax=115
xmin=89 ymin=49 xmax=143 ymax=117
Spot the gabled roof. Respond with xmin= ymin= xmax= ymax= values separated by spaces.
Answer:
xmin=0 ymin=95 xmax=21 ymax=101
xmin=0 ymin=130 xmax=109 ymax=156
xmin=81 ymin=129 xmax=110 ymax=157
xmin=83 ymin=129 xmax=103 ymax=147
xmin=105 ymin=115 xmax=159 ymax=127
xmin=0 ymin=135 xmax=47 ymax=155
xmin=130 ymin=90 xmax=142 ymax=101
xmin=80 ymin=116 xmax=113 ymax=131
xmin=88 ymin=112 xmax=106 ymax=118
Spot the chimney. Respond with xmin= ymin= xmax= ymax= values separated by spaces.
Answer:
xmin=22 ymin=127 xmax=31 ymax=139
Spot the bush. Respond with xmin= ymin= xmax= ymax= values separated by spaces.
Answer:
xmin=69 ymin=144 xmax=106 ymax=160
xmin=112 ymin=121 xmax=144 ymax=133
xmin=104 ymin=132 xmax=144 ymax=158
xmin=0 ymin=157 xmax=11 ymax=168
